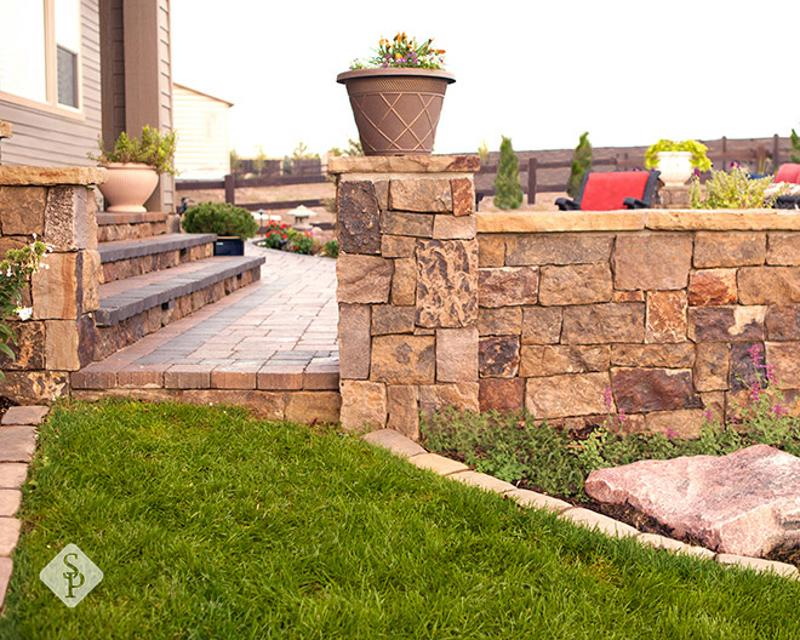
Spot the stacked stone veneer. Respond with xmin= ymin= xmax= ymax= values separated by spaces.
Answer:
xmin=0 ymin=167 xmax=105 ymax=404
xmin=477 ymin=210 xmax=800 ymax=437
xmin=331 ymin=156 xmax=481 ymax=437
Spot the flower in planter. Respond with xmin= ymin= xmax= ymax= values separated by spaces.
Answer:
xmin=351 ymin=33 xmax=446 ymax=70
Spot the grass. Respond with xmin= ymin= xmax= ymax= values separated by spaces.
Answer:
xmin=1 ymin=400 xmax=799 ymax=638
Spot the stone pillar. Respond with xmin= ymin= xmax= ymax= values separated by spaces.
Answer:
xmin=329 ymin=156 xmax=481 ymax=439
xmin=657 ymin=184 xmax=692 ymax=209
xmin=0 ymin=166 xmax=105 ymax=403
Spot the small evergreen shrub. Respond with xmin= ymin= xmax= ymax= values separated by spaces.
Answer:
xmin=321 ymin=240 xmax=340 ymax=258
xmin=181 ymin=202 xmax=258 ymax=239
xmin=791 ymin=128 xmax=800 ymax=163
xmin=493 ymin=136 xmax=523 ymax=210
xmin=567 ymin=132 xmax=592 ymax=198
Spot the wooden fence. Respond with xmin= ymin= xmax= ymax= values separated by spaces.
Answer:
xmin=176 ymin=172 xmax=329 ymax=212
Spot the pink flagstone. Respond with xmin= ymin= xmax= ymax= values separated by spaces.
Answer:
xmin=585 ymin=445 xmax=800 ymax=557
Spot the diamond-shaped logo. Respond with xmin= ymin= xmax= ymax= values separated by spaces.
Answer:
xmin=39 ymin=543 xmax=103 ymax=608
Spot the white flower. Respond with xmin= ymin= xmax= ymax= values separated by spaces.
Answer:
xmin=15 ymin=307 xmax=33 ymax=321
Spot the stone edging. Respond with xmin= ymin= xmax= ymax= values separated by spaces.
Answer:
xmin=0 ymin=166 xmax=106 ymax=186
xmin=362 ymin=429 xmax=800 ymax=581
xmin=477 ymin=209 xmax=800 ymax=233
xmin=0 ymin=405 xmax=49 ymax=610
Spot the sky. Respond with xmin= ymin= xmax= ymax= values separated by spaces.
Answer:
xmin=171 ymin=0 xmax=799 ymax=158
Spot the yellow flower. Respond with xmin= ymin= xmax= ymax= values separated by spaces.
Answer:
xmin=394 ymin=52 xmax=403 ymax=60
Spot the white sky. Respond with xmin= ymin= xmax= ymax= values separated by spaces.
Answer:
xmin=172 ymin=0 xmax=799 ymax=158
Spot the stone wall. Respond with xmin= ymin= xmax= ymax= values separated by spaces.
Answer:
xmin=331 ymin=155 xmax=481 ymax=438
xmin=0 ymin=166 xmax=105 ymax=403
xmin=477 ymin=209 xmax=800 ymax=437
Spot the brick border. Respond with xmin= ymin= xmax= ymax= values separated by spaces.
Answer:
xmin=0 ymin=405 xmax=49 ymax=610
xmin=362 ymin=428 xmax=800 ymax=581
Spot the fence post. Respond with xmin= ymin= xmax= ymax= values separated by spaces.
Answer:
xmin=224 ymin=174 xmax=236 ymax=205
xmin=721 ymin=136 xmax=727 ymax=171
xmin=773 ymin=134 xmax=780 ymax=168
xmin=527 ymin=157 xmax=537 ymax=205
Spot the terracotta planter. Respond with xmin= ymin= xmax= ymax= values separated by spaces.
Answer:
xmin=337 ymin=68 xmax=455 ymax=156
xmin=98 ymin=163 xmax=159 ymax=213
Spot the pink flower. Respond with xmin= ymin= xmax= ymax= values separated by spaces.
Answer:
xmin=765 ymin=363 xmax=777 ymax=384
xmin=749 ymin=380 xmax=761 ymax=402
xmin=603 ymin=387 xmax=614 ymax=412
xmin=665 ymin=428 xmax=678 ymax=441
xmin=704 ymin=408 xmax=714 ymax=421
xmin=617 ymin=409 xmax=626 ymax=424
xmin=772 ymin=404 xmax=787 ymax=417
xmin=747 ymin=343 xmax=763 ymax=366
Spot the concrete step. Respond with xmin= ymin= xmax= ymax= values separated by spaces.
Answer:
xmin=93 ymin=255 xmax=265 ymax=360
xmin=97 ymin=211 xmax=179 ymax=243
xmin=99 ymin=233 xmax=216 ymax=283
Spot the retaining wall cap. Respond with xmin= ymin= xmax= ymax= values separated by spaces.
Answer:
xmin=0 ymin=165 xmax=107 ymax=186
xmin=477 ymin=209 xmax=800 ymax=234
xmin=328 ymin=155 xmax=480 ymax=175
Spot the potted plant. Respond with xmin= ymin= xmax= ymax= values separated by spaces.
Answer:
xmin=181 ymin=202 xmax=259 ymax=256
xmin=337 ymin=33 xmax=454 ymax=156
xmin=645 ymin=139 xmax=712 ymax=186
xmin=92 ymin=126 xmax=176 ymax=213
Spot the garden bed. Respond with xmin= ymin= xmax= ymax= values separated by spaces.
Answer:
xmin=421 ymin=408 xmax=800 ymax=568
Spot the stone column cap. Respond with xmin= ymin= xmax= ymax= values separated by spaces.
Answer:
xmin=0 ymin=121 xmax=11 ymax=138
xmin=0 ymin=166 xmax=107 ymax=186
xmin=328 ymin=155 xmax=480 ymax=175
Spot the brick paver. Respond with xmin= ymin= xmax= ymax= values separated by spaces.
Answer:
xmin=73 ymin=247 xmax=339 ymax=391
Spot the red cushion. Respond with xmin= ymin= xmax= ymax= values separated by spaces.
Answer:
xmin=580 ymin=172 xmax=651 ymax=211
xmin=775 ymin=164 xmax=800 ymax=184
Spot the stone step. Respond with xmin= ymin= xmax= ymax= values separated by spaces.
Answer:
xmin=99 ymin=233 xmax=216 ymax=283
xmin=93 ymin=256 xmax=265 ymax=360
xmin=97 ymin=211 xmax=180 ymax=243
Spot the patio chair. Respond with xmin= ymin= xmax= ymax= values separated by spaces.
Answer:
xmin=555 ymin=170 xmax=660 ymax=211
xmin=772 ymin=163 xmax=800 ymax=210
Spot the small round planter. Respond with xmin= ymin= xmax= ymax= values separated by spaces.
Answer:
xmin=656 ymin=151 xmax=693 ymax=186
xmin=98 ymin=163 xmax=159 ymax=213
xmin=337 ymin=68 xmax=455 ymax=156
xmin=213 ymin=236 xmax=245 ymax=256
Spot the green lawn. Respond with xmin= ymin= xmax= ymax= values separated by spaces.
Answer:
xmin=1 ymin=401 xmax=799 ymax=639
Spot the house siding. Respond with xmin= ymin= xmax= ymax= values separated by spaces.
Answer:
xmin=173 ymin=85 xmax=231 ymax=179
xmin=0 ymin=0 xmax=102 ymax=167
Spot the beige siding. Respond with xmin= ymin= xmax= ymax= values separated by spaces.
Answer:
xmin=157 ymin=0 xmax=174 ymax=210
xmin=0 ymin=0 xmax=102 ymax=166
xmin=173 ymin=85 xmax=231 ymax=179
xmin=100 ymin=0 xmax=126 ymax=145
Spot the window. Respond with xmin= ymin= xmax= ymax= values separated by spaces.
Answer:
xmin=0 ymin=0 xmax=82 ymax=112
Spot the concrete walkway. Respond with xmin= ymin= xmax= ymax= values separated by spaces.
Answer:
xmin=73 ymin=246 xmax=339 ymax=391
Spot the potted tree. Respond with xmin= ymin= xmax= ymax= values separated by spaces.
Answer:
xmin=337 ymin=34 xmax=454 ymax=156
xmin=92 ymin=126 xmax=176 ymax=213
xmin=645 ymin=139 xmax=712 ymax=186
xmin=181 ymin=202 xmax=259 ymax=256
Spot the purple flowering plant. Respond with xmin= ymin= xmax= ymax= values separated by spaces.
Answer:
xmin=350 ymin=33 xmax=446 ymax=70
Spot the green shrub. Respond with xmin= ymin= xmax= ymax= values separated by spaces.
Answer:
xmin=92 ymin=125 xmax=177 ymax=175
xmin=0 ymin=241 xmax=47 ymax=379
xmin=567 ymin=132 xmax=592 ymax=198
xmin=791 ymin=128 xmax=800 ymax=163
xmin=690 ymin=167 xmax=781 ymax=209
xmin=288 ymin=232 xmax=314 ymax=255
xmin=645 ymin=139 xmax=712 ymax=172
xmin=181 ymin=202 xmax=258 ymax=239
xmin=322 ymin=240 xmax=340 ymax=258
xmin=493 ymin=136 xmax=523 ymax=210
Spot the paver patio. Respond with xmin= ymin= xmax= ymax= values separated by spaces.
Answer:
xmin=72 ymin=246 xmax=339 ymax=391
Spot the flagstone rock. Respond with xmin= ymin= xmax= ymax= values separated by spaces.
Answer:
xmin=561 ymin=303 xmax=645 ymax=344
xmin=336 ymin=180 xmax=381 ymax=254
xmin=738 ymin=267 xmax=800 ymax=305
xmin=693 ymin=232 xmax=766 ymax=268
xmin=538 ymin=263 xmax=613 ymax=306
xmin=371 ymin=335 xmax=435 ymax=384
xmin=613 ymin=234 xmax=692 ymax=290
xmin=611 ymin=368 xmax=701 ymax=413
xmin=418 ymin=382 xmax=479 ymax=415
xmin=585 ymin=444 xmax=800 ymax=557
xmin=479 ymin=378 xmax=524 ymax=413
xmin=479 ymin=307 xmax=522 ymax=336
xmin=694 ymin=342 xmax=730 ymax=391
xmin=478 ymin=267 xmax=538 ymax=308
xmin=386 ymin=385 xmax=419 ymax=439
xmin=525 ymin=372 xmax=610 ymax=419
xmin=688 ymin=269 xmax=738 ymax=306
xmin=436 ymin=327 xmax=478 ymax=383
xmin=389 ymin=178 xmax=452 ymax=212
xmin=432 ymin=214 xmax=476 ymax=240
xmin=520 ymin=345 xmax=609 ymax=377
xmin=371 ymin=305 xmax=415 ymax=335
xmin=646 ymin=291 xmax=687 ymax=343
xmin=687 ymin=306 xmax=766 ymax=342
xmin=479 ymin=336 xmax=520 ymax=378
xmin=416 ymin=239 xmax=478 ymax=328
xmin=450 ymin=178 xmax=474 ymax=216
xmin=337 ymin=254 xmax=392 ymax=304
xmin=521 ymin=307 xmax=562 ymax=344
xmin=610 ymin=343 xmax=695 ymax=368
xmin=381 ymin=211 xmax=433 ymax=237
xmin=765 ymin=342 xmax=800 ymax=389
xmin=0 ymin=186 xmax=46 ymax=235
xmin=338 ymin=304 xmax=371 ymax=379
xmin=767 ymin=232 xmax=800 ymax=266
xmin=478 ymin=235 xmax=505 ymax=267
xmin=381 ymin=234 xmax=416 ymax=258
xmin=340 ymin=381 xmax=386 ymax=430
xmin=766 ymin=305 xmax=800 ymax=341
xmin=505 ymin=233 xmax=612 ymax=266
xmin=391 ymin=258 xmax=416 ymax=306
